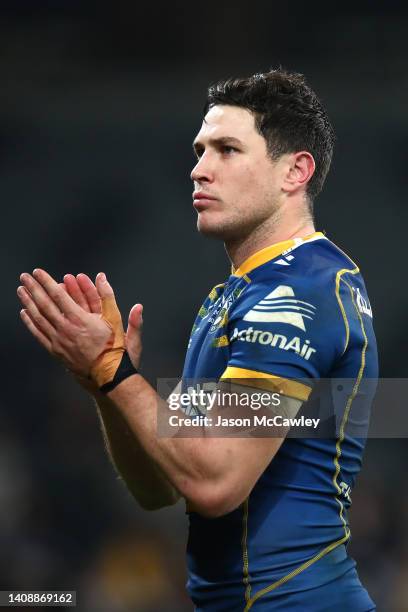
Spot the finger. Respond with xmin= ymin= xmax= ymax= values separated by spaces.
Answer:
xmin=95 ymin=272 xmax=115 ymax=300
xmin=63 ymin=274 xmax=91 ymax=313
xmin=30 ymin=268 xmax=83 ymax=319
xmin=96 ymin=272 xmax=125 ymax=345
xmin=17 ymin=283 xmax=61 ymax=334
xmin=76 ymin=273 xmax=101 ymax=314
xmin=95 ymin=272 xmax=122 ymax=326
xmin=128 ymin=303 xmax=143 ymax=330
xmin=20 ymin=309 xmax=52 ymax=352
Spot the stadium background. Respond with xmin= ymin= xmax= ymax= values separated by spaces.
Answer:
xmin=2 ymin=2 xmax=408 ymax=610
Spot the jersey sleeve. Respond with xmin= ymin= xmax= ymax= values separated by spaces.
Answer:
xmin=219 ymin=275 xmax=348 ymax=400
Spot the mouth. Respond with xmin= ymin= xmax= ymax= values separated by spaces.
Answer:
xmin=193 ymin=192 xmax=217 ymax=210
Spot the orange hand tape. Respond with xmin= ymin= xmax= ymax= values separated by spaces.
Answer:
xmin=90 ymin=295 xmax=126 ymax=388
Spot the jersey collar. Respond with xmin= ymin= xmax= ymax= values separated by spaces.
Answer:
xmin=232 ymin=231 xmax=325 ymax=277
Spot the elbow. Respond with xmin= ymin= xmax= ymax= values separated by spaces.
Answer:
xmin=139 ymin=498 xmax=174 ymax=511
xmin=186 ymin=481 xmax=248 ymax=518
xmin=134 ymin=490 xmax=181 ymax=512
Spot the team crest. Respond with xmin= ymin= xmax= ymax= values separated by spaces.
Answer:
xmin=206 ymin=288 xmax=243 ymax=333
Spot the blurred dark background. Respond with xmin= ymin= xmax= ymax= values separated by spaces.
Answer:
xmin=2 ymin=2 xmax=408 ymax=610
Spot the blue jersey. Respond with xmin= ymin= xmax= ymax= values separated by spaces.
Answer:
xmin=181 ymin=232 xmax=378 ymax=611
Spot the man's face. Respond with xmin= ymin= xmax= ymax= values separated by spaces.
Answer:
xmin=191 ymin=105 xmax=286 ymax=241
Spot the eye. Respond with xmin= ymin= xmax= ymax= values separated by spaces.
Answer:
xmin=221 ymin=145 xmax=238 ymax=155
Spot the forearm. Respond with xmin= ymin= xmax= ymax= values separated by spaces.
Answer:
xmin=106 ymin=375 xmax=224 ymax=504
xmin=93 ymin=388 xmax=181 ymax=510
xmin=107 ymin=374 xmax=279 ymax=516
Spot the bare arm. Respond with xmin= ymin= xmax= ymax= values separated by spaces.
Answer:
xmin=93 ymin=388 xmax=180 ymax=510
xmin=106 ymin=374 xmax=299 ymax=517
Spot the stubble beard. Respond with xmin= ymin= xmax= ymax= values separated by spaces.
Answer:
xmin=197 ymin=194 xmax=281 ymax=244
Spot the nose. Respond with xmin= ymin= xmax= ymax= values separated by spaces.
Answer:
xmin=190 ymin=152 xmax=214 ymax=184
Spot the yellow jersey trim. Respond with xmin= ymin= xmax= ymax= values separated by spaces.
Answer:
xmin=241 ymin=498 xmax=251 ymax=603
xmin=232 ymin=232 xmax=325 ymax=277
xmin=243 ymin=531 xmax=350 ymax=610
xmin=220 ymin=367 xmax=311 ymax=401
xmin=332 ymin=276 xmax=368 ymax=539
xmin=335 ymin=267 xmax=359 ymax=355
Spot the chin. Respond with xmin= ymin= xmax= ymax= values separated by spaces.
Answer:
xmin=197 ymin=208 xmax=256 ymax=241
xmin=197 ymin=218 xmax=241 ymax=242
xmin=197 ymin=216 xmax=228 ymax=239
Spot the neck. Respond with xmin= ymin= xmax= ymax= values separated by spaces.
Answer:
xmin=225 ymin=213 xmax=315 ymax=271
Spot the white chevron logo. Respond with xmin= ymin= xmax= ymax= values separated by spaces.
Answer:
xmin=274 ymin=254 xmax=295 ymax=266
xmin=242 ymin=285 xmax=316 ymax=331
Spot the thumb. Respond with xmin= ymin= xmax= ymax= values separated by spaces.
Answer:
xmin=128 ymin=303 xmax=143 ymax=331
xmin=126 ymin=303 xmax=143 ymax=368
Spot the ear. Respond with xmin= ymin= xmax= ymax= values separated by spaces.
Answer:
xmin=282 ymin=152 xmax=315 ymax=194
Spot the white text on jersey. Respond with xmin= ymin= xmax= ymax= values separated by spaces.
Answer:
xmin=230 ymin=326 xmax=317 ymax=361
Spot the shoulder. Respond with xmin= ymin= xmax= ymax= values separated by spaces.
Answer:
xmin=228 ymin=236 xmax=374 ymax=377
xmin=234 ymin=236 xmax=359 ymax=320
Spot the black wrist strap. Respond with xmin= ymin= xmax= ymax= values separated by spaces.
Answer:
xmin=99 ymin=351 xmax=139 ymax=394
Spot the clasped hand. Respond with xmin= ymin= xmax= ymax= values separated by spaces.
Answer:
xmin=17 ymin=269 xmax=143 ymax=387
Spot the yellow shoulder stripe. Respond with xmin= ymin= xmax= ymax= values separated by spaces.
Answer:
xmin=220 ymin=366 xmax=311 ymax=401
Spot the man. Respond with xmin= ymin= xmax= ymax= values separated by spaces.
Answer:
xmin=17 ymin=69 xmax=377 ymax=610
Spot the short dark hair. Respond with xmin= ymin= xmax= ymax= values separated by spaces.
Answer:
xmin=204 ymin=68 xmax=335 ymax=203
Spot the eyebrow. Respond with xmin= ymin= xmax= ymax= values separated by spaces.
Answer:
xmin=192 ymin=136 xmax=244 ymax=153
